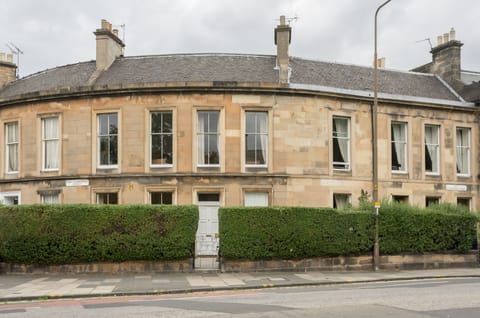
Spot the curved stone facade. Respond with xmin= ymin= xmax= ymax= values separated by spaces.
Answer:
xmin=0 ymin=19 xmax=478 ymax=210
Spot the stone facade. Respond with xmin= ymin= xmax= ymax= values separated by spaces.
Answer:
xmin=0 ymin=19 xmax=478 ymax=210
xmin=0 ymin=91 xmax=477 ymax=209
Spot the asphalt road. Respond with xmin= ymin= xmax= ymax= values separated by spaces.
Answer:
xmin=1 ymin=277 xmax=479 ymax=317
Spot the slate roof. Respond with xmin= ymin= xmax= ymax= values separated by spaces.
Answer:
xmin=0 ymin=53 xmax=463 ymax=103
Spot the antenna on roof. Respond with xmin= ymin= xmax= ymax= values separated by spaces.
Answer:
xmin=5 ymin=42 xmax=23 ymax=79
xmin=416 ymin=38 xmax=433 ymax=50
xmin=275 ymin=15 xmax=299 ymax=25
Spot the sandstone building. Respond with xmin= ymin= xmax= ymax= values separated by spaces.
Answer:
xmin=0 ymin=18 xmax=478 ymax=211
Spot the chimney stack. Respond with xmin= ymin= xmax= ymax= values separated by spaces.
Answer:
xmin=429 ymin=27 xmax=463 ymax=91
xmin=274 ymin=15 xmax=291 ymax=84
xmin=0 ymin=52 xmax=17 ymax=87
xmin=94 ymin=19 xmax=125 ymax=71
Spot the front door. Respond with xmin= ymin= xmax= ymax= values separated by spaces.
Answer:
xmin=195 ymin=193 xmax=220 ymax=270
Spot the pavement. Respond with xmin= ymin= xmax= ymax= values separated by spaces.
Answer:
xmin=0 ymin=268 xmax=479 ymax=302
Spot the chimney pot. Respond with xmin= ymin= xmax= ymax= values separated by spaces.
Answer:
xmin=113 ymin=29 xmax=119 ymax=37
xmin=101 ymin=19 xmax=109 ymax=30
xmin=449 ymin=27 xmax=455 ymax=41
xmin=0 ymin=52 xmax=4 ymax=61
xmin=6 ymin=54 xmax=13 ymax=63
xmin=437 ymin=35 xmax=443 ymax=46
xmin=280 ymin=15 xmax=286 ymax=25
xmin=443 ymin=33 xmax=449 ymax=43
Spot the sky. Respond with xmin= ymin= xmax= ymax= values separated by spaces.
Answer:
xmin=2 ymin=0 xmax=479 ymax=78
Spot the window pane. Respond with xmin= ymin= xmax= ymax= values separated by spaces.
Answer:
xmin=198 ymin=193 xmax=220 ymax=202
xmin=43 ymin=117 xmax=58 ymax=139
xmin=245 ymin=134 xmax=257 ymax=164
xmin=42 ymin=194 xmax=59 ymax=204
xmin=109 ymin=136 xmax=118 ymax=165
xmin=99 ymin=114 xmax=109 ymax=135
xmin=244 ymin=192 xmax=269 ymax=207
xmin=162 ymin=112 xmax=172 ymax=133
xmin=426 ymin=197 xmax=440 ymax=207
xmin=109 ymin=115 xmax=118 ymax=134
xmin=207 ymin=134 xmax=219 ymax=164
xmin=333 ymin=193 xmax=351 ymax=209
xmin=97 ymin=193 xmax=118 ymax=204
xmin=151 ymin=192 xmax=173 ymax=204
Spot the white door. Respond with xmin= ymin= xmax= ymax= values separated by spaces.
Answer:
xmin=196 ymin=201 xmax=220 ymax=256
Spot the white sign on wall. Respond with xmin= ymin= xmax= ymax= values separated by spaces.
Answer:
xmin=446 ymin=184 xmax=467 ymax=191
xmin=65 ymin=179 xmax=90 ymax=187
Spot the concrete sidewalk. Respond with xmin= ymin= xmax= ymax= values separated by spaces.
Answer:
xmin=0 ymin=268 xmax=479 ymax=302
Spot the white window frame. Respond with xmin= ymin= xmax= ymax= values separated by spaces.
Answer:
xmin=97 ymin=113 xmax=118 ymax=169
xmin=41 ymin=117 xmax=60 ymax=171
xmin=0 ymin=191 xmax=21 ymax=205
xmin=391 ymin=122 xmax=407 ymax=173
xmin=425 ymin=124 xmax=440 ymax=175
xmin=245 ymin=111 xmax=268 ymax=168
xmin=5 ymin=122 xmax=19 ymax=173
xmin=456 ymin=127 xmax=470 ymax=177
xmin=96 ymin=192 xmax=118 ymax=204
xmin=332 ymin=116 xmax=351 ymax=171
xmin=150 ymin=111 xmax=173 ymax=167
xmin=150 ymin=191 xmax=174 ymax=205
xmin=197 ymin=110 xmax=220 ymax=167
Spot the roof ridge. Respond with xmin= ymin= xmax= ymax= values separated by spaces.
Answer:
xmin=119 ymin=53 xmax=276 ymax=60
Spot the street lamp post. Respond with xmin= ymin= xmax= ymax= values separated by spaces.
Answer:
xmin=373 ymin=0 xmax=391 ymax=271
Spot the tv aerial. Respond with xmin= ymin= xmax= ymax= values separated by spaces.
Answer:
xmin=5 ymin=42 xmax=24 ymax=79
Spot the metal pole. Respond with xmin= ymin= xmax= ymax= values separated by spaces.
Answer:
xmin=373 ymin=0 xmax=391 ymax=271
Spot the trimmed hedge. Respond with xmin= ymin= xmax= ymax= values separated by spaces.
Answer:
xmin=219 ymin=207 xmax=375 ymax=259
xmin=377 ymin=202 xmax=477 ymax=254
xmin=0 ymin=205 xmax=198 ymax=265
xmin=219 ymin=205 xmax=478 ymax=260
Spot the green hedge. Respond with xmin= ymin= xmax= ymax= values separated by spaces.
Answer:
xmin=377 ymin=202 xmax=477 ymax=254
xmin=219 ymin=207 xmax=375 ymax=259
xmin=219 ymin=205 xmax=478 ymax=260
xmin=0 ymin=205 xmax=198 ymax=265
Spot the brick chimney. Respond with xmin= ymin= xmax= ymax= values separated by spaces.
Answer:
xmin=429 ymin=28 xmax=463 ymax=91
xmin=274 ymin=16 xmax=291 ymax=84
xmin=0 ymin=52 xmax=17 ymax=87
xmin=94 ymin=19 xmax=125 ymax=71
